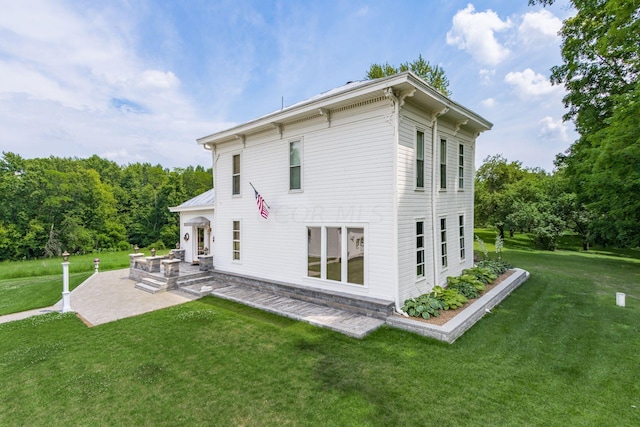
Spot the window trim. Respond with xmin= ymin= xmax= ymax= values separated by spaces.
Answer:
xmin=415 ymin=130 xmax=425 ymax=190
xmin=440 ymin=139 xmax=447 ymax=190
xmin=458 ymin=214 xmax=466 ymax=261
xmin=440 ymin=217 xmax=448 ymax=268
xmin=232 ymin=220 xmax=241 ymax=262
xmin=416 ymin=220 xmax=425 ymax=279
xmin=458 ymin=143 xmax=464 ymax=190
xmin=305 ymin=224 xmax=367 ymax=287
xmin=289 ymin=138 xmax=303 ymax=192
xmin=232 ymin=153 xmax=241 ymax=197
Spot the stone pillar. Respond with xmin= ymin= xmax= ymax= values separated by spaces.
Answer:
xmin=198 ymin=255 xmax=214 ymax=271
xmin=171 ymin=249 xmax=186 ymax=262
xmin=147 ymin=256 xmax=163 ymax=273
xmin=129 ymin=253 xmax=145 ymax=269
xmin=162 ymin=259 xmax=181 ymax=278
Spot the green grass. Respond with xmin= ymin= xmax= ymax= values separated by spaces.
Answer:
xmin=0 ymin=273 xmax=92 ymax=315
xmin=0 ymin=247 xmax=171 ymax=279
xmin=0 ymin=231 xmax=639 ymax=425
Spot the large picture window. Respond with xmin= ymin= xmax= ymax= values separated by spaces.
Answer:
xmin=290 ymin=140 xmax=302 ymax=190
xmin=307 ymin=225 xmax=365 ymax=286
xmin=232 ymin=154 xmax=241 ymax=195
xmin=416 ymin=131 xmax=425 ymax=188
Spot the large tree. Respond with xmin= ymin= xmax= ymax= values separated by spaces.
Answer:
xmin=366 ymin=54 xmax=451 ymax=96
xmin=531 ymin=0 xmax=640 ymax=247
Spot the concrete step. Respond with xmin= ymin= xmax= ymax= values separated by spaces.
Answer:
xmin=135 ymin=277 xmax=168 ymax=293
xmin=177 ymin=275 xmax=214 ymax=288
xmin=135 ymin=282 xmax=163 ymax=294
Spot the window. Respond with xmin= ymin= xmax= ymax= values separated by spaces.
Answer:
xmin=232 ymin=154 xmax=241 ymax=195
xmin=347 ymin=228 xmax=365 ymax=285
xmin=440 ymin=218 xmax=448 ymax=268
xmin=306 ymin=225 xmax=365 ymax=286
xmin=326 ymin=227 xmax=342 ymax=282
xmin=458 ymin=144 xmax=464 ymax=189
xmin=459 ymin=215 xmax=465 ymax=260
xmin=416 ymin=221 xmax=425 ymax=278
xmin=232 ymin=220 xmax=240 ymax=260
xmin=289 ymin=140 xmax=302 ymax=190
xmin=440 ymin=139 xmax=447 ymax=189
xmin=307 ymin=227 xmax=321 ymax=278
xmin=416 ymin=131 xmax=425 ymax=188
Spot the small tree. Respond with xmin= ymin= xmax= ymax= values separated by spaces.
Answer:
xmin=366 ymin=54 xmax=451 ymax=97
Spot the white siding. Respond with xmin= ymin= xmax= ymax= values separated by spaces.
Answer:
xmin=213 ymin=100 xmax=398 ymax=300
xmin=395 ymin=103 xmax=476 ymax=304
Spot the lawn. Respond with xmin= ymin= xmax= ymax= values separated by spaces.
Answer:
xmin=0 ymin=247 xmax=170 ymax=315
xmin=0 ymin=231 xmax=638 ymax=425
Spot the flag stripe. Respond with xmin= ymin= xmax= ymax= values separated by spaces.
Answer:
xmin=254 ymin=188 xmax=269 ymax=219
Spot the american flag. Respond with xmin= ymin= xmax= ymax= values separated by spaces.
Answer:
xmin=254 ymin=188 xmax=269 ymax=219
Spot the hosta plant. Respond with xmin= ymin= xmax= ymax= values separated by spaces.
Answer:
xmin=447 ymin=274 xmax=485 ymax=299
xmin=463 ymin=266 xmax=497 ymax=284
xmin=430 ymin=286 xmax=468 ymax=310
xmin=402 ymin=294 xmax=444 ymax=319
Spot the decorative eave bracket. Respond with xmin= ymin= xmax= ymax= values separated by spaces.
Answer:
xmin=234 ymin=134 xmax=246 ymax=148
xmin=384 ymin=87 xmax=416 ymax=107
xmin=318 ymin=108 xmax=331 ymax=127
xmin=272 ymin=122 xmax=284 ymax=139
xmin=429 ymin=107 xmax=449 ymax=126
xmin=454 ymin=119 xmax=468 ymax=136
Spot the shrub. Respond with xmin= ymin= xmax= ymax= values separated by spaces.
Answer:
xmin=463 ymin=266 xmax=497 ymax=284
xmin=402 ymin=294 xmax=444 ymax=319
xmin=476 ymin=259 xmax=513 ymax=276
xmin=431 ymin=286 xmax=467 ymax=310
xmin=148 ymin=240 xmax=166 ymax=250
xmin=447 ymin=274 xmax=485 ymax=299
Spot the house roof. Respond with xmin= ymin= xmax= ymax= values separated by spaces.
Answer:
xmin=168 ymin=188 xmax=215 ymax=212
xmin=197 ymin=71 xmax=493 ymax=147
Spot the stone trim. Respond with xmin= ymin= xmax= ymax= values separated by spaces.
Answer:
xmin=386 ymin=268 xmax=530 ymax=343
xmin=208 ymin=270 xmax=394 ymax=319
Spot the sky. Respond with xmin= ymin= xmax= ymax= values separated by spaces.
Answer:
xmin=0 ymin=0 xmax=577 ymax=172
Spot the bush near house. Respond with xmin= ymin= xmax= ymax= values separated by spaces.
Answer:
xmin=403 ymin=260 xmax=512 ymax=319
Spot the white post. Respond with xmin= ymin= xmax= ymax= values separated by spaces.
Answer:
xmin=61 ymin=251 xmax=72 ymax=313
xmin=616 ymin=292 xmax=626 ymax=308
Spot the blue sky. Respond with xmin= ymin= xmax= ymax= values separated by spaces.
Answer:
xmin=0 ymin=0 xmax=576 ymax=171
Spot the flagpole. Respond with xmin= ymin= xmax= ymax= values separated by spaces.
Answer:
xmin=249 ymin=182 xmax=270 ymax=209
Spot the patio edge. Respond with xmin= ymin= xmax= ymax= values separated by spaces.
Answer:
xmin=385 ymin=268 xmax=530 ymax=343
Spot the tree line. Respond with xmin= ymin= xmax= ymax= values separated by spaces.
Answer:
xmin=0 ymin=152 xmax=212 ymax=261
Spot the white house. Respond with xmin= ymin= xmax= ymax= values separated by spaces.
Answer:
xmin=195 ymin=71 xmax=492 ymax=311
xmin=169 ymin=189 xmax=215 ymax=263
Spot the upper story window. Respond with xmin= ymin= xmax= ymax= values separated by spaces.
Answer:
xmin=232 ymin=154 xmax=241 ymax=196
xmin=440 ymin=139 xmax=447 ymax=190
xmin=290 ymin=140 xmax=302 ymax=190
xmin=458 ymin=144 xmax=464 ymax=189
xmin=416 ymin=131 xmax=425 ymax=189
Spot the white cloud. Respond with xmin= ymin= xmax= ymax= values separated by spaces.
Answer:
xmin=504 ymin=68 xmax=561 ymax=98
xmin=518 ymin=10 xmax=562 ymax=45
xmin=539 ymin=116 xmax=569 ymax=142
xmin=479 ymin=68 xmax=496 ymax=85
xmin=446 ymin=4 xmax=512 ymax=66
xmin=0 ymin=1 xmax=221 ymax=167
xmin=481 ymin=98 xmax=495 ymax=108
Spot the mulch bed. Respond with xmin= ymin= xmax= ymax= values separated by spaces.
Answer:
xmin=409 ymin=270 xmax=515 ymax=326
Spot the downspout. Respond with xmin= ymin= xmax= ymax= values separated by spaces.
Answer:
xmin=431 ymin=108 xmax=448 ymax=288
xmin=203 ymin=143 xmax=217 ymax=264
xmin=384 ymin=88 xmax=402 ymax=313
